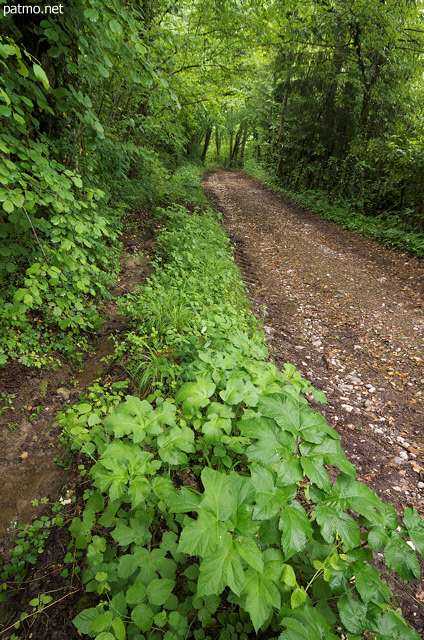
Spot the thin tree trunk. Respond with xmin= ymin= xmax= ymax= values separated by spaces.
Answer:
xmin=201 ymin=125 xmax=212 ymax=162
xmin=276 ymin=78 xmax=290 ymax=175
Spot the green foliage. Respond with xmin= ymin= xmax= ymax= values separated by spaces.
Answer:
xmin=0 ymin=392 xmax=15 ymax=416
xmin=0 ymin=507 xmax=64 ymax=598
xmin=244 ymin=159 xmax=424 ymax=258
xmin=60 ymin=198 xmax=422 ymax=640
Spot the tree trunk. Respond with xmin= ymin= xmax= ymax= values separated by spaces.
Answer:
xmin=201 ymin=125 xmax=212 ymax=163
xmin=215 ymin=127 xmax=221 ymax=156
xmin=276 ymin=78 xmax=290 ymax=175
xmin=240 ymin=125 xmax=248 ymax=164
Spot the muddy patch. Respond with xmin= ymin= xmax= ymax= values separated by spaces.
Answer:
xmin=0 ymin=211 xmax=155 ymax=549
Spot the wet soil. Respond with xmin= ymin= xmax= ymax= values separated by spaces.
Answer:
xmin=0 ymin=210 xmax=155 ymax=553
xmin=202 ymin=168 xmax=424 ymax=634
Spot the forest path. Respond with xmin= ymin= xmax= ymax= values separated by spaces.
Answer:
xmin=203 ymin=167 xmax=424 ymax=626
xmin=203 ymin=168 xmax=424 ymax=508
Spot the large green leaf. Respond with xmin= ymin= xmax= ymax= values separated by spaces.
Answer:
xmin=202 ymin=414 xmax=232 ymax=442
xmin=300 ymin=455 xmax=330 ymax=491
xmin=367 ymin=609 xmax=421 ymax=639
xmin=354 ymin=565 xmax=391 ymax=603
xmin=197 ymin=538 xmax=245 ymax=597
xmin=104 ymin=397 xmax=155 ymax=442
xmin=250 ymin=465 xmax=296 ymax=520
xmin=337 ymin=594 xmax=367 ymax=634
xmin=300 ymin=439 xmax=356 ymax=479
xmin=178 ymin=512 xmax=231 ymax=556
xmin=200 ymin=467 xmax=235 ymax=521
xmin=219 ymin=378 xmax=258 ymax=406
xmin=157 ymin=425 xmax=195 ymax=465
xmin=315 ymin=504 xmax=360 ymax=550
xmin=311 ymin=473 xmax=383 ymax=522
xmin=175 ymin=379 xmax=216 ymax=413
xmin=235 ymin=536 xmax=264 ymax=573
xmin=131 ymin=603 xmax=153 ymax=632
xmin=276 ymin=453 xmax=303 ymax=486
xmin=384 ymin=532 xmax=420 ymax=580
xmin=238 ymin=417 xmax=296 ymax=465
xmin=146 ymin=578 xmax=175 ymax=605
xmin=279 ymin=501 xmax=313 ymax=560
xmin=403 ymin=507 xmax=424 ymax=556
xmin=241 ymin=568 xmax=281 ymax=631
xmin=258 ymin=392 xmax=300 ymax=436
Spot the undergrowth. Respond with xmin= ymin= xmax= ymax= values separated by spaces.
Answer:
xmin=243 ymin=159 xmax=424 ymax=259
xmin=54 ymin=191 xmax=424 ymax=639
xmin=2 ymin=171 xmax=424 ymax=640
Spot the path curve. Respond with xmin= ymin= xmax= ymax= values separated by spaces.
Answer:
xmin=202 ymin=168 xmax=424 ymax=631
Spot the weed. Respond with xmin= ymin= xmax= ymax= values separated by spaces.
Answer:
xmin=0 ymin=392 xmax=15 ymax=416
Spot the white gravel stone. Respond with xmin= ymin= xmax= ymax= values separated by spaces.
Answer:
xmin=341 ymin=404 xmax=353 ymax=412
xmin=392 ymin=457 xmax=405 ymax=465
xmin=417 ymin=482 xmax=424 ymax=489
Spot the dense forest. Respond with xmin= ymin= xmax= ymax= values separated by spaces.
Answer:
xmin=1 ymin=0 xmax=424 ymax=364
xmin=1 ymin=1 xmax=424 ymax=639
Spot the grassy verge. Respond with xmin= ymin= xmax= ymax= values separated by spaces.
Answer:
xmin=243 ymin=159 xmax=424 ymax=259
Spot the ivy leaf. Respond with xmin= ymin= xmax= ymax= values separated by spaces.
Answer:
xmin=279 ymin=501 xmax=313 ymax=560
xmin=241 ymin=568 xmax=281 ymax=632
xmin=384 ymin=532 xmax=420 ymax=580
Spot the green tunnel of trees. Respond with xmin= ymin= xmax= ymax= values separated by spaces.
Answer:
xmin=1 ymin=0 xmax=424 ymax=361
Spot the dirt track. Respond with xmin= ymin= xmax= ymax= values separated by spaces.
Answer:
xmin=202 ymin=168 xmax=424 ymax=631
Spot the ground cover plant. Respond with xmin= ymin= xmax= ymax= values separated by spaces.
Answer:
xmin=53 ymin=200 xmax=424 ymax=640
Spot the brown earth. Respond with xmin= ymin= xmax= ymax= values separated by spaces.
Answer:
xmin=0 ymin=210 xmax=155 ymax=554
xmin=202 ymin=167 xmax=424 ymax=634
